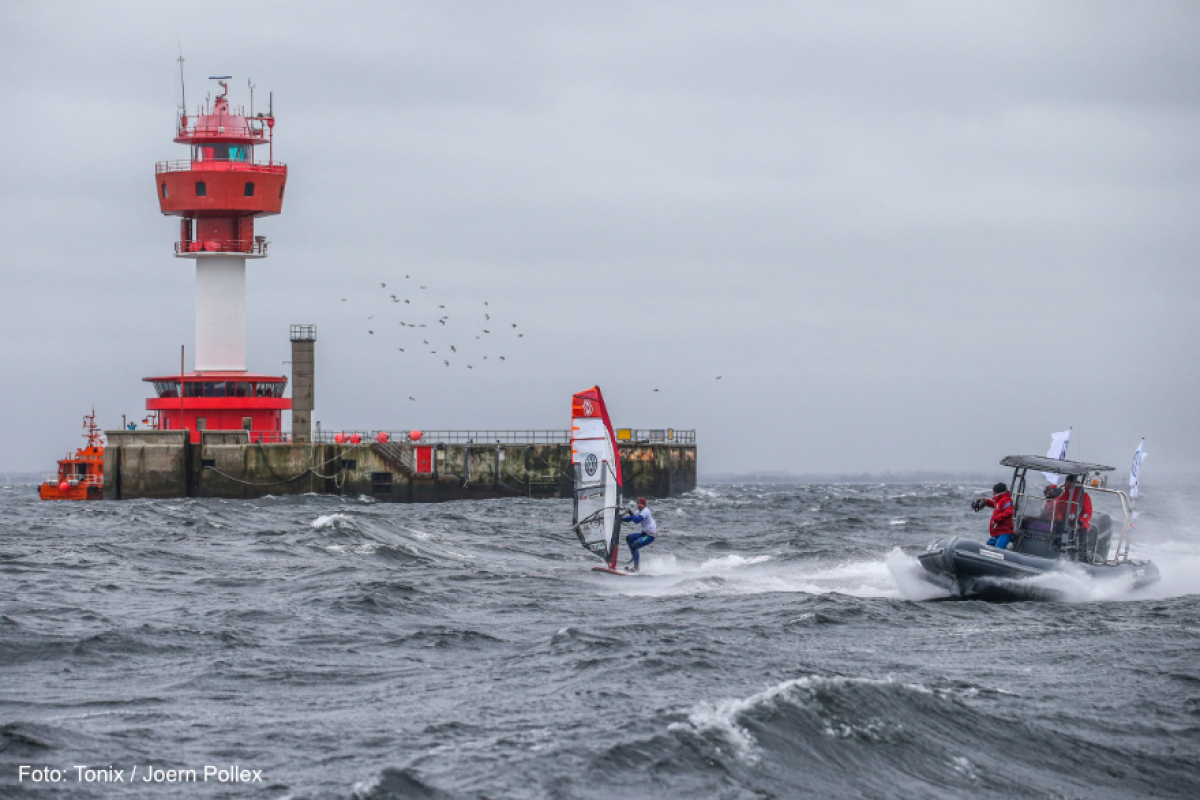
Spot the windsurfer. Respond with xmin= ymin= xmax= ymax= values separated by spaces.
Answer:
xmin=621 ymin=497 xmax=657 ymax=572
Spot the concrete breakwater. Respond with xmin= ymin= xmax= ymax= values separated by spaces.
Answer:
xmin=102 ymin=430 xmax=696 ymax=502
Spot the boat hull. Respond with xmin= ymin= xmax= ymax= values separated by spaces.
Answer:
xmin=917 ymin=536 xmax=1159 ymax=600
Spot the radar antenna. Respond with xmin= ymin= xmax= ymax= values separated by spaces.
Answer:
xmin=247 ymin=77 xmax=255 ymax=116
xmin=208 ymin=75 xmax=232 ymax=101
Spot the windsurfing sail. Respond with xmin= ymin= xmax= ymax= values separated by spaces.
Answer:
xmin=571 ymin=386 xmax=624 ymax=569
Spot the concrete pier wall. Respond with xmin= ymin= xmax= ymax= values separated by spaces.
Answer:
xmin=102 ymin=431 xmax=696 ymax=502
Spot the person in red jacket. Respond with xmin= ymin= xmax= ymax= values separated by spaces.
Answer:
xmin=1045 ymin=475 xmax=1093 ymax=533
xmin=972 ymin=482 xmax=1015 ymax=549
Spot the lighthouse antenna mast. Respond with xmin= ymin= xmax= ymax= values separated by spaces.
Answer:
xmin=176 ymin=47 xmax=186 ymax=115
xmin=247 ymin=77 xmax=255 ymax=117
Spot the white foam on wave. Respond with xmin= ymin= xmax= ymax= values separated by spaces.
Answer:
xmin=613 ymin=551 xmax=909 ymax=598
xmin=311 ymin=513 xmax=352 ymax=529
xmin=886 ymin=549 xmax=951 ymax=601
xmin=669 ymin=674 xmax=935 ymax=762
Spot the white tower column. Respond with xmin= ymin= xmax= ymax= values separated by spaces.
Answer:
xmin=194 ymin=256 xmax=246 ymax=371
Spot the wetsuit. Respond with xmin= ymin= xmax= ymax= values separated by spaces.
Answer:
xmin=984 ymin=491 xmax=1015 ymax=549
xmin=621 ymin=506 xmax=657 ymax=569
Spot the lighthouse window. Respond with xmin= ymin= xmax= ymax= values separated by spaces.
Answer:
xmin=154 ymin=381 xmax=180 ymax=398
xmin=244 ymin=182 xmax=255 ymax=197
xmin=195 ymin=144 xmax=251 ymax=162
xmin=161 ymin=183 xmax=169 ymax=199
xmin=195 ymin=181 xmax=207 ymax=197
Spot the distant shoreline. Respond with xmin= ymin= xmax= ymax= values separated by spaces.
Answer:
xmin=699 ymin=471 xmax=1200 ymax=486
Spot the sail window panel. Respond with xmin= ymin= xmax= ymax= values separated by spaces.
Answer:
xmin=571 ymin=438 xmax=609 ymax=489
xmin=571 ymin=418 xmax=609 ymax=441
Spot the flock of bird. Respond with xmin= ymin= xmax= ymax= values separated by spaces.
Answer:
xmin=342 ymin=275 xmax=530 ymax=400
xmin=341 ymin=275 xmax=725 ymax=401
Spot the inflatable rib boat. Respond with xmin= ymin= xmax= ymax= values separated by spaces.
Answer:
xmin=919 ymin=456 xmax=1159 ymax=599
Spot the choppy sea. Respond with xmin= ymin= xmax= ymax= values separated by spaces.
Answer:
xmin=2 ymin=481 xmax=1199 ymax=799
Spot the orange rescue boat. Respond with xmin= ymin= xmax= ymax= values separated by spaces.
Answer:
xmin=39 ymin=410 xmax=105 ymax=500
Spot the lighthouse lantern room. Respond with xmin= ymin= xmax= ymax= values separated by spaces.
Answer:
xmin=147 ymin=76 xmax=291 ymax=442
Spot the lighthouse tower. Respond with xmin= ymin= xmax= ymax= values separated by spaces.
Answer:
xmin=145 ymin=77 xmax=292 ymax=442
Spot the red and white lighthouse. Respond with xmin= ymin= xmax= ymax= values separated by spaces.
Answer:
xmin=145 ymin=77 xmax=291 ymax=442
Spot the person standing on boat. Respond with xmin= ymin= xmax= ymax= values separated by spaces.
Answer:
xmin=1046 ymin=475 xmax=1093 ymax=535
xmin=973 ymin=482 xmax=1015 ymax=549
xmin=621 ymin=497 xmax=657 ymax=572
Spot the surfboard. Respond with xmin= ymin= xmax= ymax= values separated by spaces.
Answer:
xmin=591 ymin=565 xmax=642 ymax=577
xmin=571 ymin=386 xmax=625 ymax=572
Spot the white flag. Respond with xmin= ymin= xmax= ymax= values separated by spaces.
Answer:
xmin=1043 ymin=429 xmax=1071 ymax=485
xmin=1129 ymin=439 xmax=1147 ymax=500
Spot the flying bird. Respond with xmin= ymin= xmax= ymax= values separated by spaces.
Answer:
xmin=405 ymin=300 xmax=410 ymax=304
xmin=511 ymin=324 xmax=516 ymax=328
xmin=485 ymin=314 xmax=490 ymax=320
xmin=341 ymin=298 xmax=346 ymax=301
xmin=716 ymin=376 xmax=722 ymax=379
xmin=499 ymin=356 xmax=505 ymax=360
xmin=483 ymin=329 xmax=490 ymax=334
xmin=369 ymin=330 xmax=374 ymax=334
xmin=438 ymin=320 xmax=445 ymax=325
xmin=368 ymin=315 xmax=374 ymax=319
xmin=398 ymin=348 xmax=405 ymax=352
xmin=381 ymin=282 xmax=386 ymax=287
xmin=443 ymin=360 xmax=449 ymax=366
xmin=421 ymin=286 xmax=427 ymax=289
xmin=439 ymin=305 xmax=445 ymax=308
xmin=518 ymin=334 xmax=524 ymax=338
xmin=484 ymin=301 xmax=488 ymax=306
xmin=467 ymin=365 xmax=473 ymax=369
xmin=422 ymin=339 xmax=429 ymax=345
xmin=409 ymin=396 xmax=415 ymax=401
xmin=450 ymin=346 xmax=456 ymax=352
xmin=653 ymin=389 xmax=659 ymax=392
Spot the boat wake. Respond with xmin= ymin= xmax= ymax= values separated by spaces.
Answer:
xmin=607 ymin=551 xmax=911 ymax=599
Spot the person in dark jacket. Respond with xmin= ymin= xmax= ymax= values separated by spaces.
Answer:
xmin=972 ymin=482 xmax=1015 ymax=549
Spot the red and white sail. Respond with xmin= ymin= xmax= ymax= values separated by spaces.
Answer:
xmin=571 ymin=386 xmax=623 ymax=568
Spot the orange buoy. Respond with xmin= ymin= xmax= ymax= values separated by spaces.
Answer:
xmin=376 ymin=432 xmax=389 ymax=444
xmin=58 ymin=481 xmax=70 ymax=494
xmin=349 ymin=434 xmax=361 ymax=444
xmin=410 ymin=430 xmax=423 ymax=442
xmin=334 ymin=433 xmax=346 ymax=444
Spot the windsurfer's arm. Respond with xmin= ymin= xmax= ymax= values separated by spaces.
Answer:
xmin=623 ymin=513 xmax=645 ymax=523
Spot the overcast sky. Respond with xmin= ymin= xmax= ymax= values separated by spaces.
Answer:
xmin=2 ymin=1 xmax=1197 ymax=477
